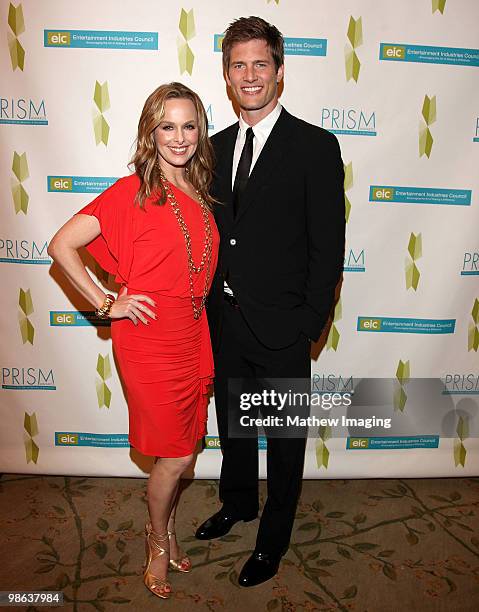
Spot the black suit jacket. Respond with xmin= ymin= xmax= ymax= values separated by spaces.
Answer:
xmin=207 ymin=107 xmax=345 ymax=351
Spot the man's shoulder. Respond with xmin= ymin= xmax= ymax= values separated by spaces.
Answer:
xmin=211 ymin=122 xmax=239 ymax=147
xmin=284 ymin=109 xmax=339 ymax=146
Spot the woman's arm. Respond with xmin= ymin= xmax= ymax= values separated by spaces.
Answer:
xmin=48 ymin=214 xmax=156 ymax=324
xmin=48 ymin=214 xmax=106 ymax=308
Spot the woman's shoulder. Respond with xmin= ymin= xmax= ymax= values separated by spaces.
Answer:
xmin=111 ymin=173 xmax=140 ymax=194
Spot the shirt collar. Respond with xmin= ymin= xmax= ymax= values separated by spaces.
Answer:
xmin=238 ymin=102 xmax=282 ymax=145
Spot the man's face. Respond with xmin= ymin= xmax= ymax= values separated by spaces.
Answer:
xmin=225 ymin=39 xmax=284 ymax=118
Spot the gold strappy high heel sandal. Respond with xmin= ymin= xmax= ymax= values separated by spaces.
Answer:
xmin=143 ymin=523 xmax=172 ymax=599
xmin=168 ymin=524 xmax=192 ymax=573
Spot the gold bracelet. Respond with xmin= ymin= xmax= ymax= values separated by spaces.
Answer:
xmin=96 ymin=294 xmax=116 ymax=319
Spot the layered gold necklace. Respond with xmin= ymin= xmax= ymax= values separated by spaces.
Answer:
xmin=159 ymin=169 xmax=213 ymax=320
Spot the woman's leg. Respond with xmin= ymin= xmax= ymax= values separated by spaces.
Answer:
xmin=167 ymin=487 xmax=191 ymax=568
xmin=145 ymin=454 xmax=194 ymax=587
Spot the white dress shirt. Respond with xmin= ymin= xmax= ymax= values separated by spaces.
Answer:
xmin=231 ymin=102 xmax=283 ymax=189
xmin=225 ymin=103 xmax=282 ymax=296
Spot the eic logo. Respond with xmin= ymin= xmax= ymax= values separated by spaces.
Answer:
xmin=46 ymin=32 xmax=71 ymax=46
xmin=48 ymin=177 xmax=72 ymax=191
xmin=51 ymin=313 xmax=76 ymax=325
xmin=371 ymin=187 xmax=394 ymax=201
xmin=381 ymin=45 xmax=406 ymax=60
xmin=56 ymin=433 xmax=78 ymax=445
xmin=347 ymin=438 xmax=369 ymax=448
xmin=358 ymin=318 xmax=382 ymax=331
xmin=204 ymin=436 xmax=221 ymax=449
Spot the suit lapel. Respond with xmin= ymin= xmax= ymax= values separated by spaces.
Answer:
xmin=235 ymin=108 xmax=294 ymax=224
xmin=214 ymin=124 xmax=238 ymax=226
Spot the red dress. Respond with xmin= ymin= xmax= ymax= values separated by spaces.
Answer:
xmin=77 ymin=174 xmax=219 ymax=457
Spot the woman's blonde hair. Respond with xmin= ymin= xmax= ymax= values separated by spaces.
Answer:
xmin=130 ymin=82 xmax=215 ymax=209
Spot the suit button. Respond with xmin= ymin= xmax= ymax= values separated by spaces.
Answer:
xmin=230 ymin=238 xmax=236 ymax=246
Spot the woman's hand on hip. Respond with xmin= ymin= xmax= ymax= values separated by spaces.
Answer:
xmin=109 ymin=294 xmax=156 ymax=325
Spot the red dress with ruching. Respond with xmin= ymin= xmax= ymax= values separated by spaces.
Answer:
xmin=77 ymin=174 xmax=219 ymax=457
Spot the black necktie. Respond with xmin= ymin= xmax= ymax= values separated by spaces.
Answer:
xmin=232 ymin=127 xmax=254 ymax=218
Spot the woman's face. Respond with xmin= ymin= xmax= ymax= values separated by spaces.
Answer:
xmin=154 ymin=98 xmax=199 ymax=172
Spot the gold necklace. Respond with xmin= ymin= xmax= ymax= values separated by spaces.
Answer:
xmin=159 ymin=170 xmax=213 ymax=320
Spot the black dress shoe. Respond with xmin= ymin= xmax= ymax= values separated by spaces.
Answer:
xmin=195 ymin=509 xmax=256 ymax=540
xmin=238 ymin=551 xmax=281 ymax=587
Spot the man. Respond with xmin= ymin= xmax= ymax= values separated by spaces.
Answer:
xmin=196 ymin=16 xmax=345 ymax=586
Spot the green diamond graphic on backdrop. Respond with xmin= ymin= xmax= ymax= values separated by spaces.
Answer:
xmin=345 ymin=17 xmax=362 ymax=82
xmin=93 ymin=81 xmax=110 ymax=146
xmin=316 ymin=440 xmax=330 ymax=469
xmin=267 ymin=0 xmax=280 ymax=4
xmin=422 ymin=95 xmax=436 ymax=125
xmin=326 ymin=325 xmax=340 ymax=351
xmin=179 ymin=8 xmax=195 ymax=40
xmin=394 ymin=360 xmax=410 ymax=411
xmin=178 ymin=9 xmax=195 ymax=75
xmin=96 ymin=354 xmax=112 ymax=408
xmin=454 ymin=441 xmax=466 ymax=467
xmin=432 ymin=0 xmax=446 ymax=14
xmin=12 ymin=183 xmax=29 ymax=214
xmin=19 ymin=288 xmax=34 ymax=344
xmin=8 ymin=2 xmax=25 ymax=71
xmin=347 ymin=16 xmax=363 ymax=48
xmin=12 ymin=151 xmax=29 ymax=181
xmin=419 ymin=126 xmax=434 ymax=158
xmin=419 ymin=95 xmax=436 ymax=158
xmin=345 ymin=49 xmax=360 ymax=82
xmin=454 ymin=416 xmax=468 ymax=467
xmin=472 ymin=298 xmax=479 ymax=324
xmin=394 ymin=385 xmax=407 ymax=412
xmin=24 ymin=412 xmax=39 ymax=464
xmin=11 ymin=151 xmax=29 ymax=214
xmin=468 ymin=299 xmax=479 ymax=351
xmin=178 ymin=39 xmax=194 ymax=75
xmin=316 ymin=425 xmax=331 ymax=469
xmin=405 ymin=260 xmax=420 ymax=291
xmin=19 ymin=288 xmax=33 ymax=316
xmin=24 ymin=412 xmax=38 ymax=437
xmin=327 ymin=298 xmax=342 ymax=351
xmin=469 ymin=324 xmax=479 ymax=352
xmin=396 ymin=359 xmax=410 ymax=384
xmin=344 ymin=162 xmax=353 ymax=222
xmin=406 ymin=233 xmax=422 ymax=290
xmin=8 ymin=2 xmax=25 ymax=35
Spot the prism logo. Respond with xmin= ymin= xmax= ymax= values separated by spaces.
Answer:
xmin=344 ymin=248 xmax=365 ymax=272
xmin=321 ymin=107 xmax=376 ymax=136
xmin=2 ymin=367 xmax=55 ymax=390
xmin=0 ymin=239 xmax=50 ymax=264
xmin=0 ymin=97 xmax=48 ymax=125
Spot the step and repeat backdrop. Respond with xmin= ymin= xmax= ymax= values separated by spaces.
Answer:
xmin=1 ymin=0 xmax=478 ymax=477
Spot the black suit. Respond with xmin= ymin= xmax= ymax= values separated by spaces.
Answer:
xmin=208 ymin=107 xmax=345 ymax=554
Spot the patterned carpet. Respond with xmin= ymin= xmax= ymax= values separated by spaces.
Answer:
xmin=0 ymin=474 xmax=478 ymax=611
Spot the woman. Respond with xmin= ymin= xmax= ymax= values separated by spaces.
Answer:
xmin=48 ymin=83 xmax=219 ymax=599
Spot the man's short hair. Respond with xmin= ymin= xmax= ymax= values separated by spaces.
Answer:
xmin=222 ymin=16 xmax=284 ymax=73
